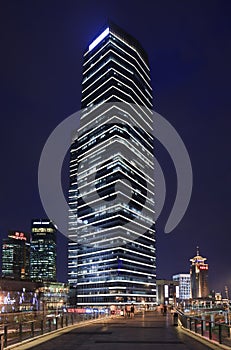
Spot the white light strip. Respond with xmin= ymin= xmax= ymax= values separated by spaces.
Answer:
xmin=77 ymin=302 xmax=156 ymax=305
xmin=78 ymin=138 xmax=154 ymax=173
xmin=78 ymin=112 xmax=153 ymax=152
xmin=77 ymin=161 xmax=154 ymax=192
xmin=82 ymin=57 xmax=134 ymax=85
xmin=82 ymin=75 xmax=152 ymax=109
xmin=80 ymin=97 xmax=153 ymax=133
xmin=77 ymin=203 xmax=154 ymax=225
xmin=77 ymin=279 xmax=156 ymax=286
xmin=83 ymin=84 xmax=151 ymax=122
xmin=77 ymin=154 xmax=154 ymax=186
xmin=77 ymin=258 xmax=117 ymax=267
xmin=77 ymin=191 xmax=155 ymax=217
xmin=84 ymin=46 xmax=150 ymax=85
xmin=82 ymin=67 xmax=152 ymax=105
xmin=89 ymin=27 xmax=109 ymax=52
xmin=77 ymin=293 xmax=155 ymax=297
xmin=79 ymin=107 xmax=153 ymax=146
xmin=70 ymin=222 xmax=155 ymax=242
xmin=84 ymin=40 xmax=109 ymax=65
xmin=86 ymin=31 xmax=150 ymax=75
xmin=77 ymin=190 xmax=155 ymax=218
xmin=83 ymin=49 xmax=151 ymax=94
xmin=111 ymin=31 xmax=150 ymax=72
xmin=108 ymin=39 xmax=150 ymax=80
xmin=77 ymin=246 xmax=155 ymax=259
xmin=77 ymin=267 xmax=155 ymax=277
xmin=76 ymin=234 xmax=154 ymax=250
xmin=120 ymin=258 xmax=154 ymax=268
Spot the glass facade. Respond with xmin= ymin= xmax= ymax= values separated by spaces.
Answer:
xmin=2 ymin=231 xmax=30 ymax=280
xmin=30 ymin=220 xmax=57 ymax=282
xmin=172 ymin=274 xmax=191 ymax=300
xmin=68 ymin=22 xmax=156 ymax=306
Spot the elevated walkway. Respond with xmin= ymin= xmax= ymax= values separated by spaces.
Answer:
xmin=7 ymin=310 xmax=229 ymax=350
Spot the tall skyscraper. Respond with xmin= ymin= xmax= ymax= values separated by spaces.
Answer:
xmin=30 ymin=220 xmax=57 ymax=282
xmin=2 ymin=231 xmax=30 ymax=280
xmin=68 ymin=22 xmax=156 ymax=307
xmin=190 ymin=247 xmax=209 ymax=299
xmin=172 ymin=273 xmax=191 ymax=300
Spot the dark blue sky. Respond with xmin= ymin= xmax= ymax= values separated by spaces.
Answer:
xmin=0 ymin=1 xmax=231 ymax=293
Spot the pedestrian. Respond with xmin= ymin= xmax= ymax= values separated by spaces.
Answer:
xmin=163 ymin=304 xmax=167 ymax=315
xmin=130 ymin=304 xmax=135 ymax=318
xmin=127 ymin=304 xmax=131 ymax=317
xmin=125 ymin=304 xmax=128 ymax=318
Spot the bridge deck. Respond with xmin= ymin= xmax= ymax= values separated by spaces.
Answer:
xmin=10 ymin=311 xmax=224 ymax=350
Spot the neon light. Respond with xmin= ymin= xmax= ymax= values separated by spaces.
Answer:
xmin=89 ymin=28 xmax=109 ymax=52
xmin=8 ymin=232 xmax=27 ymax=241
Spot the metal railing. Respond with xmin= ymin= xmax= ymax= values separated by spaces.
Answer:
xmin=0 ymin=311 xmax=108 ymax=349
xmin=177 ymin=310 xmax=231 ymax=348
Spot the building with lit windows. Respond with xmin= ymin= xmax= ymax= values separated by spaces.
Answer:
xmin=156 ymin=279 xmax=179 ymax=306
xmin=30 ymin=220 xmax=57 ymax=282
xmin=0 ymin=279 xmax=68 ymax=313
xmin=2 ymin=231 xmax=30 ymax=280
xmin=190 ymin=247 xmax=209 ymax=299
xmin=68 ymin=22 xmax=156 ymax=307
xmin=172 ymin=273 xmax=191 ymax=300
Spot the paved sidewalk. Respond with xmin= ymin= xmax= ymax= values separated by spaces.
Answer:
xmin=10 ymin=311 xmax=224 ymax=350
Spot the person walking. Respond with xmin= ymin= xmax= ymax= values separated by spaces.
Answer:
xmin=126 ymin=304 xmax=131 ymax=317
xmin=130 ymin=304 xmax=135 ymax=318
xmin=163 ymin=304 xmax=167 ymax=316
xmin=125 ymin=304 xmax=128 ymax=318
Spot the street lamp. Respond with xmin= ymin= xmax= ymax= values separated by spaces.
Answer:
xmin=225 ymin=286 xmax=230 ymax=326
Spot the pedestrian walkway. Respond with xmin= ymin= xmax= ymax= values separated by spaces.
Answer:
xmin=9 ymin=310 xmax=226 ymax=350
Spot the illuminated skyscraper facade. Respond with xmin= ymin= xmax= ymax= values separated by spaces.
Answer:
xmin=30 ymin=220 xmax=57 ymax=282
xmin=172 ymin=273 xmax=191 ymax=300
xmin=68 ymin=22 xmax=156 ymax=306
xmin=190 ymin=247 xmax=209 ymax=299
xmin=2 ymin=231 xmax=30 ymax=280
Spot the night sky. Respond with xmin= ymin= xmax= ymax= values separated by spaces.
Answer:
xmin=1 ymin=1 xmax=231 ymax=294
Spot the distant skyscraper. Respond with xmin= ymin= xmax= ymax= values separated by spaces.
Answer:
xmin=68 ymin=22 xmax=156 ymax=306
xmin=2 ymin=231 xmax=30 ymax=280
xmin=190 ymin=247 xmax=209 ymax=298
xmin=30 ymin=220 xmax=57 ymax=281
xmin=172 ymin=273 xmax=191 ymax=300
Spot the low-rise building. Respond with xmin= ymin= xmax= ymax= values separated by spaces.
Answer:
xmin=156 ymin=279 xmax=179 ymax=305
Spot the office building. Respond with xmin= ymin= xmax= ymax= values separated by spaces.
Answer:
xmin=68 ymin=22 xmax=156 ymax=306
xmin=190 ymin=247 xmax=209 ymax=298
xmin=156 ymin=279 xmax=179 ymax=305
xmin=172 ymin=273 xmax=191 ymax=300
xmin=30 ymin=220 xmax=57 ymax=282
xmin=2 ymin=231 xmax=30 ymax=280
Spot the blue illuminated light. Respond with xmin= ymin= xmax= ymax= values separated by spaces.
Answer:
xmin=89 ymin=27 xmax=110 ymax=52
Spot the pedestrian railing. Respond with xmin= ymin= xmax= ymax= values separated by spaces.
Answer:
xmin=177 ymin=310 xmax=231 ymax=348
xmin=0 ymin=311 xmax=108 ymax=349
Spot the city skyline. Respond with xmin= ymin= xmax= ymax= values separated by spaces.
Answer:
xmin=1 ymin=1 xmax=231 ymax=294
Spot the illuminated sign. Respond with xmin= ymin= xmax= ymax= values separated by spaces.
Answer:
xmin=89 ymin=27 xmax=110 ymax=52
xmin=33 ymin=221 xmax=50 ymax=225
xmin=199 ymin=265 xmax=208 ymax=270
xmin=32 ymin=228 xmax=54 ymax=233
xmin=9 ymin=231 xmax=27 ymax=241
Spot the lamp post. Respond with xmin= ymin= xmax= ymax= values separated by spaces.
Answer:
xmin=225 ymin=286 xmax=230 ymax=326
